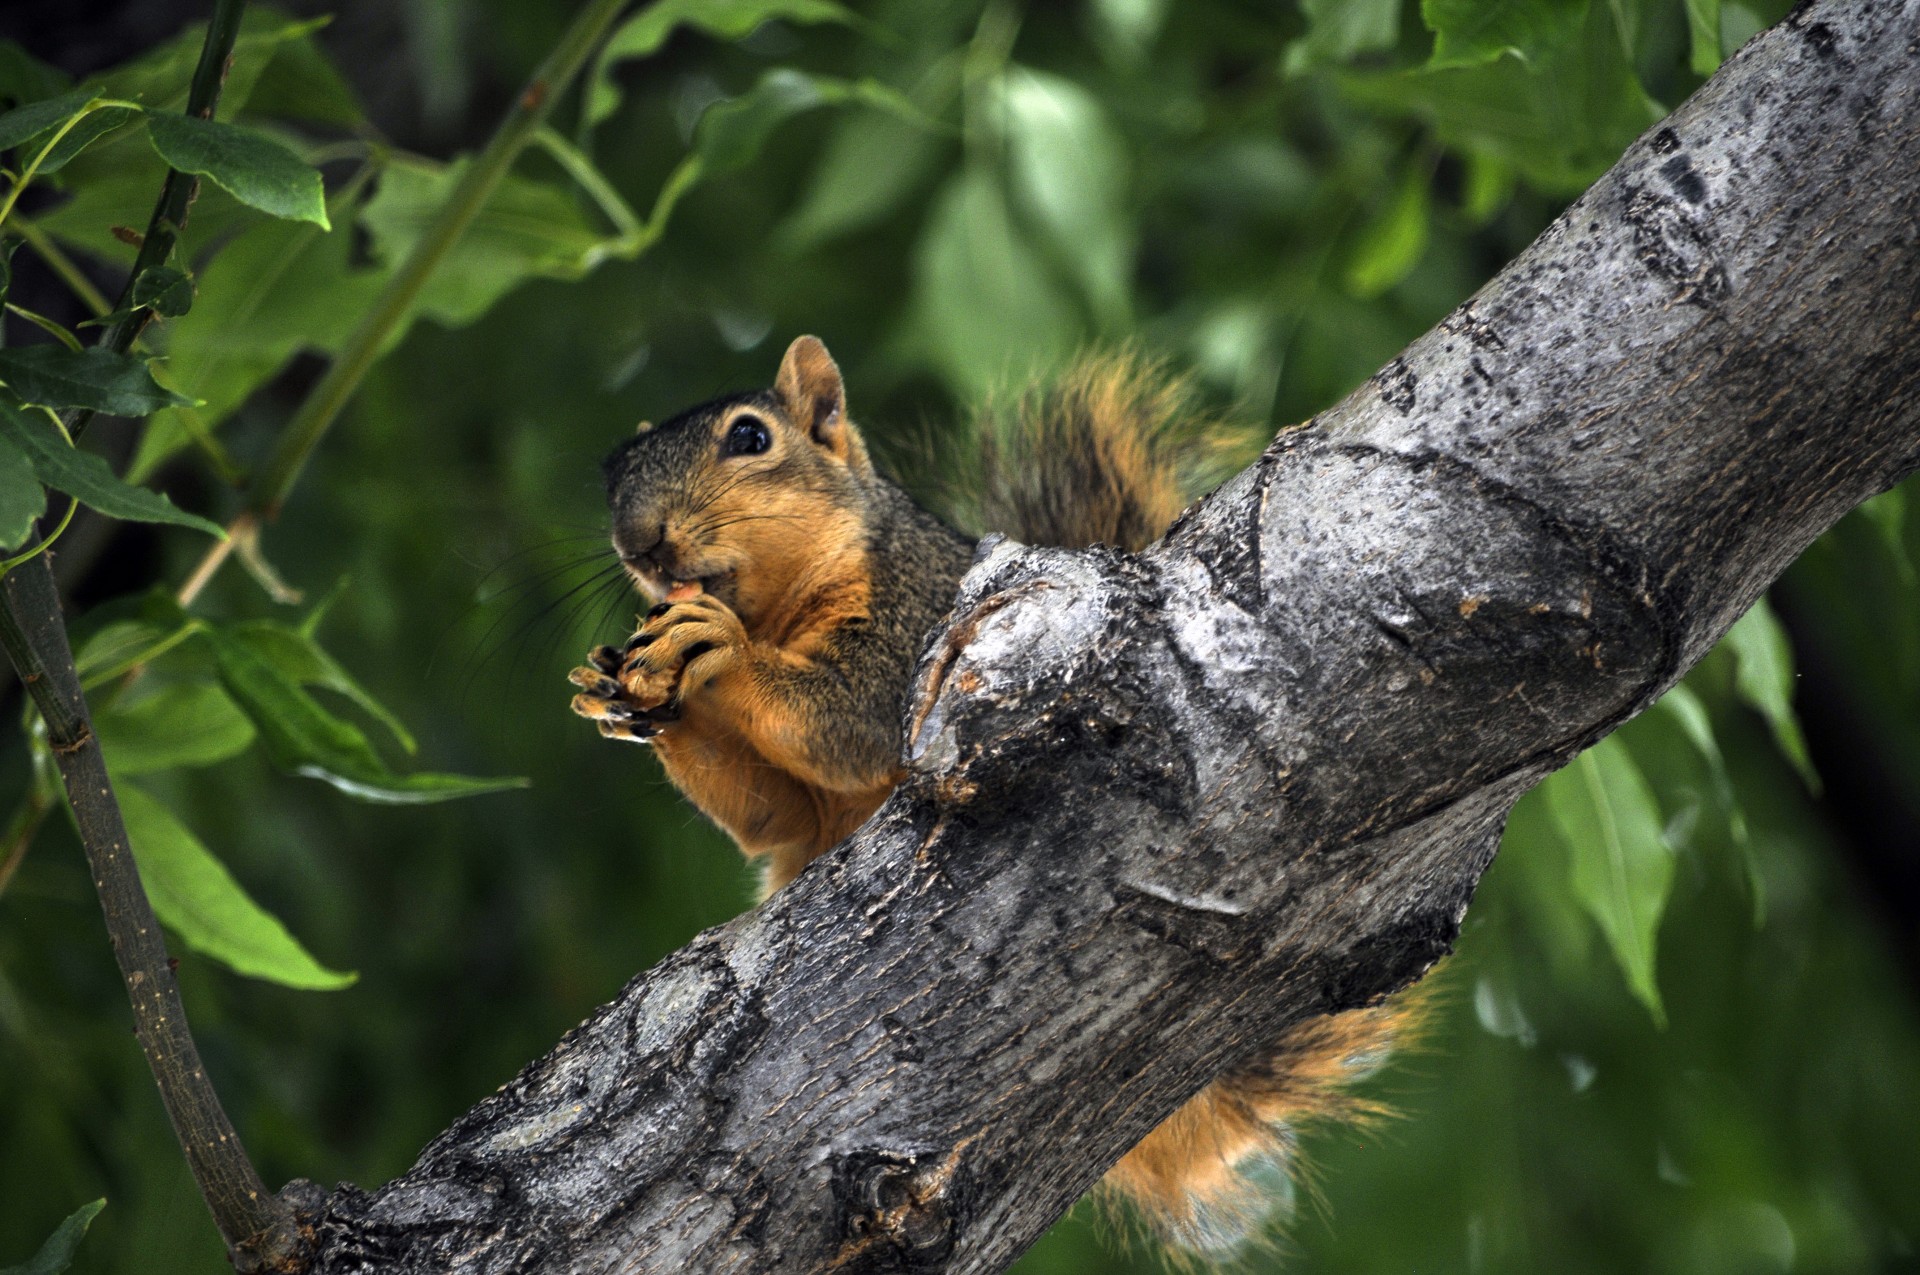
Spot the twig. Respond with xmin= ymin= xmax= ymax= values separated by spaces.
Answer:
xmin=0 ymin=0 xmax=308 ymax=1267
xmin=176 ymin=511 xmax=245 ymax=607
xmin=0 ymin=565 xmax=300 ymax=1269
xmin=249 ymin=0 xmax=633 ymax=516
xmin=63 ymin=0 xmax=246 ymax=444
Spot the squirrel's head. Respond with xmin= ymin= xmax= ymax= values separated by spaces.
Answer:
xmin=601 ymin=335 xmax=875 ymax=626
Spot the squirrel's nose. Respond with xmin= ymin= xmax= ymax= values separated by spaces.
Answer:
xmin=614 ymin=522 xmax=668 ymax=567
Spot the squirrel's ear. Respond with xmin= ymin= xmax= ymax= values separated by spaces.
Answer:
xmin=775 ymin=335 xmax=848 ymax=457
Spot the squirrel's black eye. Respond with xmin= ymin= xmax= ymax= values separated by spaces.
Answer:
xmin=723 ymin=416 xmax=771 ymax=457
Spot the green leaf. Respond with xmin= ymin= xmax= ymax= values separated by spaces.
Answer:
xmin=783 ymin=103 xmax=946 ymax=248
xmin=912 ymin=166 xmax=1077 ymax=398
xmin=1651 ymin=684 xmax=1743 ymax=843
xmin=1460 ymin=148 xmax=1515 ymax=223
xmin=27 ymin=105 xmax=141 ymax=174
xmin=1654 ymin=681 xmax=1763 ymax=922
xmin=0 ymin=39 xmax=74 ymax=110
xmin=230 ymin=620 xmax=416 ymax=755
xmin=0 ymin=435 xmax=46 ymax=550
xmin=93 ymin=11 xmax=330 ymax=121
xmin=0 ymin=1199 xmax=105 ymax=1275
xmin=35 ymin=143 xmax=252 ymax=269
xmin=0 ymin=346 xmax=189 ymax=415
xmin=0 ymin=399 xmax=223 ymax=536
xmin=0 ymin=87 xmax=99 ymax=153
xmin=1285 ymin=0 xmax=1404 ymax=72
xmin=692 ymin=71 xmax=920 ymax=177
xmin=132 ymin=215 xmax=383 ymax=481
xmin=118 ymin=784 xmax=355 ymax=990
xmin=96 ymin=681 xmax=257 ymax=776
xmin=360 ymin=159 xmax=618 ymax=328
xmin=1684 ymin=0 xmax=1723 ymax=74
xmin=1499 ymin=788 xmax=1598 ymax=985
xmin=1858 ymin=486 xmax=1916 ymax=587
xmin=206 ymin=628 xmax=523 ymax=804
xmin=997 ymin=67 xmax=1133 ymax=326
xmin=697 ymin=69 xmax=830 ymax=173
xmin=131 ymin=265 xmax=194 ymax=317
xmin=585 ymin=0 xmax=856 ymax=128
xmin=71 ymin=589 xmax=198 ymax=682
xmin=1344 ymin=162 xmax=1431 ymax=296
xmin=144 ymin=112 xmax=329 ymax=228
xmin=1543 ymin=733 xmax=1674 ymax=1024
xmin=1422 ymin=0 xmax=1590 ymax=69
xmin=1724 ymin=597 xmax=1819 ymax=791
xmin=242 ymin=28 xmax=368 ymax=128
xmin=1345 ymin=0 xmax=1663 ymax=194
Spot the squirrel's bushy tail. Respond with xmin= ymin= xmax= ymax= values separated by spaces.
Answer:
xmin=1099 ymin=994 xmax=1433 ymax=1260
xmin=957 ymin=352 xmax=1250 ymax=553
xmin=961 ymin=351 xmax=1429 ymax=1259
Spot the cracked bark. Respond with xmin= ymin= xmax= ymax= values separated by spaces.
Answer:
xmin=299 ymin=3 xmax=1920 ymax=1271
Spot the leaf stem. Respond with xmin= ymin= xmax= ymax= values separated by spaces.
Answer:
xmin=531 ymin=125 xmax=644 ymax=246
xmin=177 ymin=511 xmax=247 ymax=608
xmin=0 ymin=100 xmax=115 ymax=231
xmin=249 ymin=0 xmax=634 ymax=517
xmin=0 ymin=494 xmax=77 ymax=572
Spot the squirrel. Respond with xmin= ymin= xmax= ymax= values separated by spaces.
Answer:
xmin=567 ymin=335 xmax=1422 ymax=1260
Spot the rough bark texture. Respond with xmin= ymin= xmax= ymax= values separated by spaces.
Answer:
xmin=303 ymin=3 xmax=1920 ymax=1271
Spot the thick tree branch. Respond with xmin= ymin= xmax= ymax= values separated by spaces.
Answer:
xmin=301 ymin=2 xmax=1919 ymax=1271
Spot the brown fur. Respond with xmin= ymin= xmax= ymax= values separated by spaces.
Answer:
xmin=571 ymin=337 xmax=1424 ymax=1259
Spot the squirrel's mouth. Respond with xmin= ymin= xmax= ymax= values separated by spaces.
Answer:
xmin=626 ymin=563 xmax=734 ymax=608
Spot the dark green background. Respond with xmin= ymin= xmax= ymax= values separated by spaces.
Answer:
xmin=2 ymin=0 xmax=1916 ymax=1271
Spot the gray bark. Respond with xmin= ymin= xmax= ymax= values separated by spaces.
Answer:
xmin=302 ymin=3 xmax=1920 ymax=1271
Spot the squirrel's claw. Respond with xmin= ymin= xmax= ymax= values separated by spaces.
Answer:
xmin=595 ymin=716 xmax=661 ymax=743
xmin=568 ymin=667 xmax=624 ymax=698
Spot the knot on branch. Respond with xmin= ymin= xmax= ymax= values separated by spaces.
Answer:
xmin=231 ymin=1179 xmax=327 ymax=1274
xmin=905 ymin=539 xmax=1169 ymax=801
xmin=829 ymin=1146 xmax=969 ymax=1272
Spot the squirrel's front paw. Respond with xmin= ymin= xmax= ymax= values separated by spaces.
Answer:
xmin=568 ymin=594 xmax=746 ymax=741
xmin=568 ymin=659 xmax=673 ymax=743
xmin=618 ymin=594 xmax=747 ymax=704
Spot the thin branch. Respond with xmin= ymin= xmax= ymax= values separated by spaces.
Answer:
xmin=0 ymin=0 xmax=307 ymax=1267
xmin=0 ymin=566 xmax=300 ymax=1268
xmin=82 ymin=0 xmax=245 ymax=368
xmin=248 ymin=0 xmax=633 ymax=516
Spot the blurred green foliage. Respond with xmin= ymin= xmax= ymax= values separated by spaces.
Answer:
xmin=2 ymin=0 xmax=1917 ymax=1272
